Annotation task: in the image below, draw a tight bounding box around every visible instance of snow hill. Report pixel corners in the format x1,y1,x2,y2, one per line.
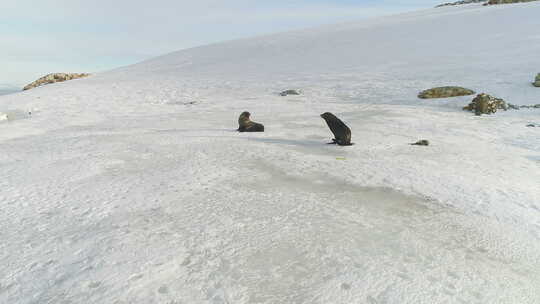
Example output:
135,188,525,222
1,3,540,304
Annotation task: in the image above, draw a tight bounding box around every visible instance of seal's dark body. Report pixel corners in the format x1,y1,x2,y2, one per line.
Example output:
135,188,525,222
320,112,352,146
238,112,264,132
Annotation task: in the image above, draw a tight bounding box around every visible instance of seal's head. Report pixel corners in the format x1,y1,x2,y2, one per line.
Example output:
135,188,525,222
240,111,251,119
320,112,335,121
239,111,251,124
238,111,253,130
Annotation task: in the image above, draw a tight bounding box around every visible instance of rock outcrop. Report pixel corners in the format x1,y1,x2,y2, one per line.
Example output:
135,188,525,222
520,104,540,109
23,73,90,91
436,0,486,7
437,0,538,7
463,93,507,115
533,73,540,87
418,86,475,99
484,0,539,5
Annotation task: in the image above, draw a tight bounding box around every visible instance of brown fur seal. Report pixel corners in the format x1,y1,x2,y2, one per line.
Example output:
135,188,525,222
320,112,353,146
237,111,264,132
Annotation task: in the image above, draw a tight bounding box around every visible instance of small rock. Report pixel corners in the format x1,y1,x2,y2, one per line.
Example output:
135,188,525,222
527,124,537,127
181,257,191,266
533,73,540,87
410,140,430,146
418,86,475,99
341,283,352,290
158,285,169,294
280,89,301,96
463,93,507,115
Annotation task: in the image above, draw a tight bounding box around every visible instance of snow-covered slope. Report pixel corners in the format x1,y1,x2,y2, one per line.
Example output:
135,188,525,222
1,3,540,304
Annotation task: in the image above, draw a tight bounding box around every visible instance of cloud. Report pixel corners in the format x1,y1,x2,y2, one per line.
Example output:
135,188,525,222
0,0,440,85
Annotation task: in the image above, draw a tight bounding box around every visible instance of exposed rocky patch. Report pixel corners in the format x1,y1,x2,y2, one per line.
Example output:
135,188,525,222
437,0,539,7
463,93,507,115
484,0,539,5
23,73,90,91
436,0,487,7
506,103,540,110
519,104,540,109
418,86,475,99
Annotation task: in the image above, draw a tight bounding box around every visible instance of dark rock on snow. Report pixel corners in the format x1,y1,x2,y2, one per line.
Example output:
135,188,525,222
418,86,475,99
520,104,540,109
533,73,540,87
463,93,507,115
484,0,540,5
436,0,486,8
410,140,430,146
280,89,301,96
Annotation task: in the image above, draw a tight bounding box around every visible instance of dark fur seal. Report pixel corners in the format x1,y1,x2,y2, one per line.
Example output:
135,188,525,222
237,111,264,132
320,112,353,146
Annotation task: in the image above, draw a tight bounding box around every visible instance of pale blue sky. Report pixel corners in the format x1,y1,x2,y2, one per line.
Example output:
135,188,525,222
1,0,441,87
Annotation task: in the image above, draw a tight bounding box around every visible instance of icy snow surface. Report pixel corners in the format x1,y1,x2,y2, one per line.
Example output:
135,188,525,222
1,2,540,304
